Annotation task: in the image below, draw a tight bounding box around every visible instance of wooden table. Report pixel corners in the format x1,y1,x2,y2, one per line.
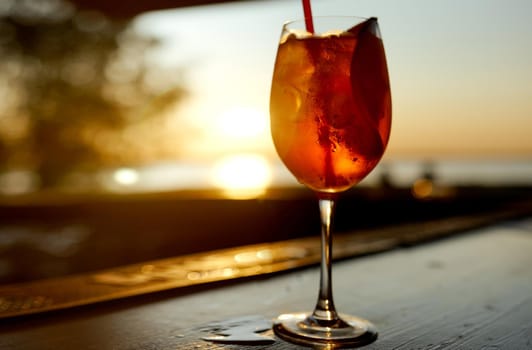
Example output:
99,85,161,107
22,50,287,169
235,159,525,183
1,216,532,349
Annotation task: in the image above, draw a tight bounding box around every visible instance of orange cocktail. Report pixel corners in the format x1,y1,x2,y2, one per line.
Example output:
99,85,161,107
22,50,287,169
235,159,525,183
270,18,391,193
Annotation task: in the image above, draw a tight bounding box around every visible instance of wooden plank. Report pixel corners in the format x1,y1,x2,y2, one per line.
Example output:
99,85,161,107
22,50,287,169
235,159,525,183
0,208,524,319
0,218,531,349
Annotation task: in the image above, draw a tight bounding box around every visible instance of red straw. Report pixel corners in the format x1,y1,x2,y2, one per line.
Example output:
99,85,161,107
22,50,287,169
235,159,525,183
302,0,315,33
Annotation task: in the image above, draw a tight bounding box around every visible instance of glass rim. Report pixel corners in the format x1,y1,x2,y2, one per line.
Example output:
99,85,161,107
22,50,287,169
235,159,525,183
282,15,370,27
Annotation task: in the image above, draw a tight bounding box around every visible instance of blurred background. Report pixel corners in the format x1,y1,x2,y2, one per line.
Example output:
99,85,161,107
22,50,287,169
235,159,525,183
0,0,531,284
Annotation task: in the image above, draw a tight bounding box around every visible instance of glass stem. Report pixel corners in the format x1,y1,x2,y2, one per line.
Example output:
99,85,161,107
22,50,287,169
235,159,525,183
312,197,340,325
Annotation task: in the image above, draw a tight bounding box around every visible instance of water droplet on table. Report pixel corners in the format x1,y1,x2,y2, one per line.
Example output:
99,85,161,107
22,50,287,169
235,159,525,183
201,315,275,345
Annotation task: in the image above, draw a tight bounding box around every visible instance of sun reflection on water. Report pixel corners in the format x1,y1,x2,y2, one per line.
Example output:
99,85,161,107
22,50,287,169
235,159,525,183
113,168,140,186
211,154,273,199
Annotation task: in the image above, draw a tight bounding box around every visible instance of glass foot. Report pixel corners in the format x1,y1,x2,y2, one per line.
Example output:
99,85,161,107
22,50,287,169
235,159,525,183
273,312,377,348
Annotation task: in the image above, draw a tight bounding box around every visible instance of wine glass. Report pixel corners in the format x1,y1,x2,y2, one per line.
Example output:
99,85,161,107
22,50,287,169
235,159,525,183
269,16,391,347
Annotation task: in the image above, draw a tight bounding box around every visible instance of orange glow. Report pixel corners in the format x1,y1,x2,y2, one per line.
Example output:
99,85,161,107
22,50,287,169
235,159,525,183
211,154,273,199
113,168,139,186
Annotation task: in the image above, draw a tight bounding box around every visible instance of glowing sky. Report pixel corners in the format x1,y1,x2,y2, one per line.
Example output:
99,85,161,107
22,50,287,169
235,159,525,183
134,0,532,160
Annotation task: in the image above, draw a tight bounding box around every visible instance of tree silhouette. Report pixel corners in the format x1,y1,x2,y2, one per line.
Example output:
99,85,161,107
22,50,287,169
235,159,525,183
0,0,187,190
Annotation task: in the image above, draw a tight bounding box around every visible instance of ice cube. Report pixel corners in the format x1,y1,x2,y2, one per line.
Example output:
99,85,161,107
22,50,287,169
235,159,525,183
321,29,344,37
281,28,312,43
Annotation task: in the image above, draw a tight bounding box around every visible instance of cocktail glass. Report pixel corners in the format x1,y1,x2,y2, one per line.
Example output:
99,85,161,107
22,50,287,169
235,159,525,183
269,16,391,348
